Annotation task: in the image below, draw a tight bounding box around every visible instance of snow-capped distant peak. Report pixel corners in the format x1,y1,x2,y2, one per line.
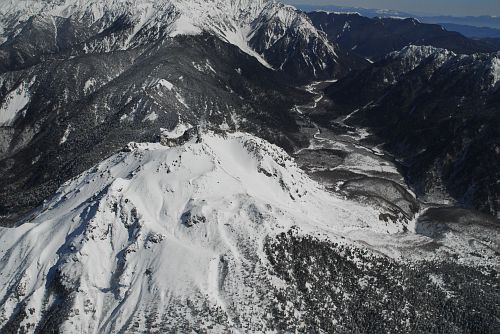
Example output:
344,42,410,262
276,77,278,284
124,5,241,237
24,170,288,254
315,10,362,16
389,45,454,61
490,53,500,88
388,45,455,72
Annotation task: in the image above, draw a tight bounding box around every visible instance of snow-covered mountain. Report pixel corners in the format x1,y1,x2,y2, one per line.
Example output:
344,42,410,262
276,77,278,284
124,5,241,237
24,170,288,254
1,129,497,333
0,2,499,332
386,45,455,74
0,0,358,224
0,130,383,332
0,0,344,80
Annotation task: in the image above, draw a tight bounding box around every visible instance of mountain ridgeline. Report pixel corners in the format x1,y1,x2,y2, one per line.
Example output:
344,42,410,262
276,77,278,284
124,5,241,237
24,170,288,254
306,11,499,61
0,1,498,222
0,1,499,333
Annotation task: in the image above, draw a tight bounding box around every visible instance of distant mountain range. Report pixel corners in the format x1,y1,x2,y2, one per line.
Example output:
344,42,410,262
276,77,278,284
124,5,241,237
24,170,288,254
439,23,500,39
297,4,500,38
307,11,499,61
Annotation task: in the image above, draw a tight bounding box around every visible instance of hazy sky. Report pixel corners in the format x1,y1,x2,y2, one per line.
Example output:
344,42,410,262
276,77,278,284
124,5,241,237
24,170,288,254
283,0,500,17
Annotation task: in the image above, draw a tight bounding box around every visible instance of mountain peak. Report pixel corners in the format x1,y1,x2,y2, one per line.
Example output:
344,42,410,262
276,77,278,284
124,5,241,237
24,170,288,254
0,130,395,332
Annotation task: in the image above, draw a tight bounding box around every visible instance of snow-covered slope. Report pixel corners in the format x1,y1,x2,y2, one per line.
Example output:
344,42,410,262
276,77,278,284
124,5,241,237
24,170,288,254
0,79,32,126
0,130,498,332
0,131,400,332
490,52,500,88
0,0,338,74
387,45,455,74
387,46,500,89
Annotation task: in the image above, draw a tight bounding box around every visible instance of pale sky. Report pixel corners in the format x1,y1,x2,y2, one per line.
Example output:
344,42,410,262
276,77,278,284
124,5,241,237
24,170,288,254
283,0,500,17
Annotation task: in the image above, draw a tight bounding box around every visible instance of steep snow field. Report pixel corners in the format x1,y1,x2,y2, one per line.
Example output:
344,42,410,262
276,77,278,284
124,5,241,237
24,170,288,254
491,53,500,88
0,80,31,126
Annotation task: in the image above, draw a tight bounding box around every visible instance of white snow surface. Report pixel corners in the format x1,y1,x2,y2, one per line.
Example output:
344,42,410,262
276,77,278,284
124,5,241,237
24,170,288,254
156,79,174,90
490,54,500,88
0,81,31,126
60,125,72,144
160,121,191,138
0,131,416,332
